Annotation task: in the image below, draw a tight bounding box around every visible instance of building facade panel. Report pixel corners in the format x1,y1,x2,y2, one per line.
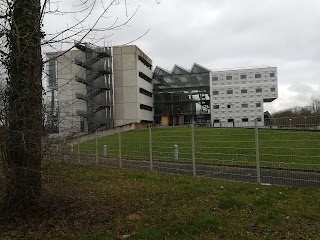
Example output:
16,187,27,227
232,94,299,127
113,45,153,127
210,67,278,127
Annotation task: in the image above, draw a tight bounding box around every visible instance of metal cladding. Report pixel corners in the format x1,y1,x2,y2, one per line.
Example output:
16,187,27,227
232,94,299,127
74,42,113,132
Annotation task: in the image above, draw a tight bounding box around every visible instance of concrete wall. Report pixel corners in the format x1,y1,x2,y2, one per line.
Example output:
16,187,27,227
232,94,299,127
71,122,151,144
210,67,278,126
113,45,153,127
55,50,87,133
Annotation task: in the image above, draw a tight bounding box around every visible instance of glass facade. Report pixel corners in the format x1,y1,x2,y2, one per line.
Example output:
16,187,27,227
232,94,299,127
153,64,211,125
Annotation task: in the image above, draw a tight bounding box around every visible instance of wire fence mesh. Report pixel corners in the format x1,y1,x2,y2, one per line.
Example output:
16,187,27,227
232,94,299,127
47,115,320,188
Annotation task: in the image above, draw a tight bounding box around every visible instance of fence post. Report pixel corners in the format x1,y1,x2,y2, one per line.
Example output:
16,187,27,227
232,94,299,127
149,126,153,171
174,144,178,161
255,119,261,184
95,132,99,165
63,138,66,162
103,145,107,158
119,131,122,168
77,135,80,164
191,123,196,176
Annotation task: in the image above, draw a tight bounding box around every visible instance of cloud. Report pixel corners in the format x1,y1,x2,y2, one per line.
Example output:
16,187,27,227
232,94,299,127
43,0,320,113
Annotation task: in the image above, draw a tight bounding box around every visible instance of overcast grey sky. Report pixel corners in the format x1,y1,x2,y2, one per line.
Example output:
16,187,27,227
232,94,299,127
44,0,320,113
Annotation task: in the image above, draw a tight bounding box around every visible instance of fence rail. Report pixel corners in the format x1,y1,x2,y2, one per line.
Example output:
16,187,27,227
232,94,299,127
46,117,320,188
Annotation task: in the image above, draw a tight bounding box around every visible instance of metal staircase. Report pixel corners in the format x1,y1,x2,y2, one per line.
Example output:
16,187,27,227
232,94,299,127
74,42,114,132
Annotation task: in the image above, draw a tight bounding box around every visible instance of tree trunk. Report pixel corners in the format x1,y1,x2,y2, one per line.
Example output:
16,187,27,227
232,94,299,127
5,0,43,208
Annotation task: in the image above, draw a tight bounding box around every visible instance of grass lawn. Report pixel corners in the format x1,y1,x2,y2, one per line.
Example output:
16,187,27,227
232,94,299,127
76,127,320,170
1,161,320,239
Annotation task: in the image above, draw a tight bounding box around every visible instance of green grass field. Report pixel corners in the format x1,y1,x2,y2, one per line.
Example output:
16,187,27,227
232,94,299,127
1,162,320,239
76,127,320,170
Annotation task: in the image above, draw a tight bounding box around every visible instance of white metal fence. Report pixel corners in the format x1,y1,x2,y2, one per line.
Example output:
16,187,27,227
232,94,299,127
47,116,320,188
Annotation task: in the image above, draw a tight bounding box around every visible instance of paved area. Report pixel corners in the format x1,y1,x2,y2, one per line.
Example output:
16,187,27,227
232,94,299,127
66,155,320,188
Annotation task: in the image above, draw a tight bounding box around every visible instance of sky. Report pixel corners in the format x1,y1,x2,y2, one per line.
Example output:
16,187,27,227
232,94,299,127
43,0,320,113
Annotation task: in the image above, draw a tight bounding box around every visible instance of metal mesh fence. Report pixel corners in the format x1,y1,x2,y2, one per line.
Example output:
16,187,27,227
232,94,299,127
47,115,320,188
259,115,320,188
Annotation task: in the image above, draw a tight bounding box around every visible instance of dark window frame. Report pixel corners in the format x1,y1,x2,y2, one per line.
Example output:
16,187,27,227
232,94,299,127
138,55,152,69
139,88,153,97
241,103,248,108
240,74,247,79
80,121,85,132
241,89,247,93
139,72,152,83
140,104,153,111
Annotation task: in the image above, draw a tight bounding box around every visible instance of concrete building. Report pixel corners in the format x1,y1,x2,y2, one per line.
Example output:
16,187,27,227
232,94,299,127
210,67,278,127
113,45,153,127
46,44,153,134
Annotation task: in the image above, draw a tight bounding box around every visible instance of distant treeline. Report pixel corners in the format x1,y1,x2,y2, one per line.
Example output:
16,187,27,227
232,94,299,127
273,96,320,118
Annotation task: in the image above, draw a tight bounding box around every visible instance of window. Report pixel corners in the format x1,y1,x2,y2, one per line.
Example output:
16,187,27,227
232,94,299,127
212,91,219,95
228,119,234,122
270,87,276,92
227,90,233,94
80,121,85,132
270,73,275,77
256,103,261,107
213,105,219,109
139,88,152,97
255,73,261,78
256,88,262,93
140,104,153,111
212,76,218,81
214,119,220,123
227,104,231,109
240,74,247,79
139,72,152,83
241,89,247,93
226,76,232,80
257,118,262,122
241,104,248,108
242,118,248,122
138,55,152,69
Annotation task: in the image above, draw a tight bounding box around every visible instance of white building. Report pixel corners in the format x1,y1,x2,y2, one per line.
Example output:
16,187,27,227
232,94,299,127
210,67,278,127
46,44,153,134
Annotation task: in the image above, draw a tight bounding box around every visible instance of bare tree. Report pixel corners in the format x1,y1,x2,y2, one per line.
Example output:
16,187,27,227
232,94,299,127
272,96,320,118
0,0,156,210
0,0,44,208
0,77,6,126
307,96,320,115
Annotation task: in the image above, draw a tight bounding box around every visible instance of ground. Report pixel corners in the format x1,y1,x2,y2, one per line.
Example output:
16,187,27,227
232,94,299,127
1,161,320,239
